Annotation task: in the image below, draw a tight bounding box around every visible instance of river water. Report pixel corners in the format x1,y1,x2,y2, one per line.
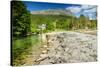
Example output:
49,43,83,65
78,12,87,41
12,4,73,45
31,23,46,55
12,34,41,65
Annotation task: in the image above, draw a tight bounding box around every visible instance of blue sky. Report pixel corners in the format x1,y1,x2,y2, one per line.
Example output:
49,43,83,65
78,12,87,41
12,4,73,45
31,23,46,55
24,1,97,20
24,1,81,11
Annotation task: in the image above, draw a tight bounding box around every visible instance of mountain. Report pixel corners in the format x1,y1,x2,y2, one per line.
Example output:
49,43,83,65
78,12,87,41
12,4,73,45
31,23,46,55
31,9,72,15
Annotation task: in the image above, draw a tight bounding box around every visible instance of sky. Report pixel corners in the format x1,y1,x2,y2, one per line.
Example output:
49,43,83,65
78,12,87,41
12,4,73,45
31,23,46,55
24,1,97,20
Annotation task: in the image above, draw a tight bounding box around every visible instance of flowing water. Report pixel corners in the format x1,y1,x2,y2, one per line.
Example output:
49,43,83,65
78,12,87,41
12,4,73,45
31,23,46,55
12,34,42,65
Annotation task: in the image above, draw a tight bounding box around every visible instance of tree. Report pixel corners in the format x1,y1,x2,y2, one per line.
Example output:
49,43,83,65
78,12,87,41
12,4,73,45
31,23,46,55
11,1,31,37
79,14,86,29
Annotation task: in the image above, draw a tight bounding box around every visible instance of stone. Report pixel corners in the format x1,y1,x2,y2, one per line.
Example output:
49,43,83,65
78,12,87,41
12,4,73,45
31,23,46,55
42,50,47,54
39,31,97,64
43,45,47,48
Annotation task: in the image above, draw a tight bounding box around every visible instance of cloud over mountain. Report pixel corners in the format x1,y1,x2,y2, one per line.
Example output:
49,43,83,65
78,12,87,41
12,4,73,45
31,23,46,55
66,5,97,19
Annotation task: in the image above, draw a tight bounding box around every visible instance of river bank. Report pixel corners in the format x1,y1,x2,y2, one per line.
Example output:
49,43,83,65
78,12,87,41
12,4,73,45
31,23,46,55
35,31,97,64
12,30,97,65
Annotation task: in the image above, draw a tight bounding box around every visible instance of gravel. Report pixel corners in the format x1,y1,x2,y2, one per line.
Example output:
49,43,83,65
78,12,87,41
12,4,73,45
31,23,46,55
38,31,97,64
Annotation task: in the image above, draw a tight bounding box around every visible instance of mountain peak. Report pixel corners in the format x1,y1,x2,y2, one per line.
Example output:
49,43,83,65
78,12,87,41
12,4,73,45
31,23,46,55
31,9,72,15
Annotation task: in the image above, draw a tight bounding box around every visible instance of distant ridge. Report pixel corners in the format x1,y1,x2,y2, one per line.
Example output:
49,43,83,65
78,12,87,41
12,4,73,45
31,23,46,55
31,9,72,15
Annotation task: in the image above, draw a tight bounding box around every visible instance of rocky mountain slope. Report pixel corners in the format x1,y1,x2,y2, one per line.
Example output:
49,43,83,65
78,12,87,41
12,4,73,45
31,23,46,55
31,9,72,15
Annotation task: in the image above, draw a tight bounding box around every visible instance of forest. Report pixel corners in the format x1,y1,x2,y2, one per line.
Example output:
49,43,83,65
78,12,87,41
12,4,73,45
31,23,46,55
31,14,97,33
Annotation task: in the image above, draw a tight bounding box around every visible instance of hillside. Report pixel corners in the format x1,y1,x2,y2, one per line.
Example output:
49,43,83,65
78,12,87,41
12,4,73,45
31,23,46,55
31,9,72,15
30,14,97,33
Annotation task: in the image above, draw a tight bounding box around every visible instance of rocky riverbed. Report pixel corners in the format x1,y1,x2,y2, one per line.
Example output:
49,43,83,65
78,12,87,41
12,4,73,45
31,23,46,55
36,31,97,64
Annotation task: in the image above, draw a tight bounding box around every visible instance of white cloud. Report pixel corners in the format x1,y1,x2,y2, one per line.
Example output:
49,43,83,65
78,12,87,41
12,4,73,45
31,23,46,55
66,6,81,14
81,5,97,10
82,5,97,19
66,5,97,19
83,6,97,13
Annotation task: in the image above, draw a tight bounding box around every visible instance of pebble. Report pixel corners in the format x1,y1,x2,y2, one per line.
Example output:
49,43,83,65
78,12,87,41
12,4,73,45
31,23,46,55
39,32,97,64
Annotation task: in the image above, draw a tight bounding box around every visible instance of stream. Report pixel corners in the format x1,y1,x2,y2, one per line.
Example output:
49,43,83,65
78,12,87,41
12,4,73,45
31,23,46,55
12,34,42,65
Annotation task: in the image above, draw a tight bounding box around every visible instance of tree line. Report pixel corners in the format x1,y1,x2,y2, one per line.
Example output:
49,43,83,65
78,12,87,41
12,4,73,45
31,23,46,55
31,14,97,33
